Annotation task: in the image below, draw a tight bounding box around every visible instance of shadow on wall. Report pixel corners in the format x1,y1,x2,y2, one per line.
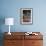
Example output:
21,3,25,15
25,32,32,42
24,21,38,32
0,16,5,46
0,16,5,32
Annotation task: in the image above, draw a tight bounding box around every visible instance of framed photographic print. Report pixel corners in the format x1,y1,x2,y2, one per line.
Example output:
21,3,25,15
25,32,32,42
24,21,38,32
20,8,33,24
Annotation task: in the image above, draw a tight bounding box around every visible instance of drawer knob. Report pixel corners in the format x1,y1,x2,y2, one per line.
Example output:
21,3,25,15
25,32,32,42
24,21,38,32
32,42,35,44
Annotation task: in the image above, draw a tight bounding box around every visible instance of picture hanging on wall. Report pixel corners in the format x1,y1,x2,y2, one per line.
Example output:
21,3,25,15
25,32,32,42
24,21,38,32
20,8,33,24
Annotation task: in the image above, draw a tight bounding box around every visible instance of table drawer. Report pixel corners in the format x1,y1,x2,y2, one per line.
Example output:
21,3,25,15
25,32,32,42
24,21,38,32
4,40,24,46
4,40,16,46
4,35,24,40
24,40,43,46
25,35,43,40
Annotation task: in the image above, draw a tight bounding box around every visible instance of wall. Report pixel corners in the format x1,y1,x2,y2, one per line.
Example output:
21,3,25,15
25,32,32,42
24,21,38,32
0,0,46,32
0,0,46,46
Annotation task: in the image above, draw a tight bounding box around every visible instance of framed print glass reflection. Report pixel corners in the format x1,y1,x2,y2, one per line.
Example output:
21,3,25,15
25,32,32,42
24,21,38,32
20,8,33,24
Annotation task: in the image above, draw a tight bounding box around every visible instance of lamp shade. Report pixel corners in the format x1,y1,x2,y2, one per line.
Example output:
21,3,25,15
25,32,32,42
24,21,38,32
5,18,14,25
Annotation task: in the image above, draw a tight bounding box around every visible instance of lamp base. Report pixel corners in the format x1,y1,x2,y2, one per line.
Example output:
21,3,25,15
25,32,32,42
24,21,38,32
8,32,11,35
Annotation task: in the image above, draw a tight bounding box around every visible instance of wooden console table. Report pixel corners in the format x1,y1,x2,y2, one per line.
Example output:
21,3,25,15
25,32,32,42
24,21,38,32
4,32,43,46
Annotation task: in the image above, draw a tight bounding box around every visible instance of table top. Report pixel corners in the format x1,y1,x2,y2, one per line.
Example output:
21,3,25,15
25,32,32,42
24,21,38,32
4,32,43,40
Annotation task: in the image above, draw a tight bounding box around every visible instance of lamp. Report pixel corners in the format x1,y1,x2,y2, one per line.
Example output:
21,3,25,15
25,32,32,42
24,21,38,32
5,18,14,35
